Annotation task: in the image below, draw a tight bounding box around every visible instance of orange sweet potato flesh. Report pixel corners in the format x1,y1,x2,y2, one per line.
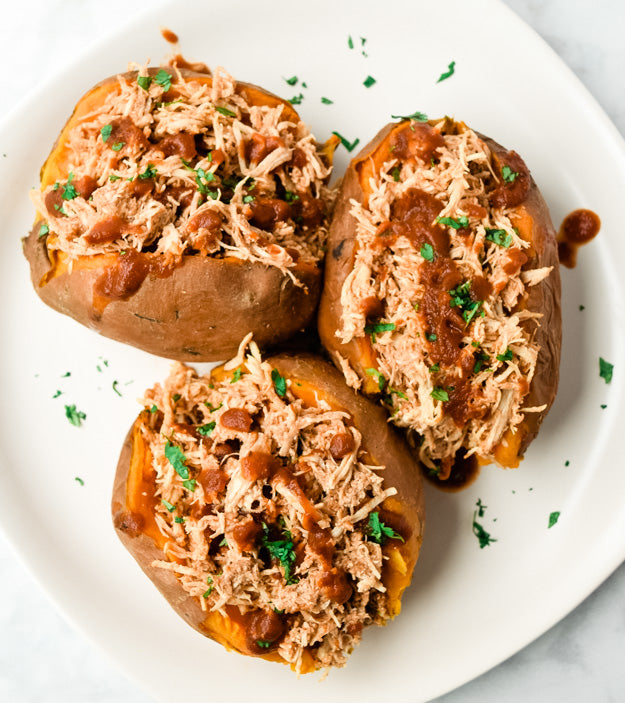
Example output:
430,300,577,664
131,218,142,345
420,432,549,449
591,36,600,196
23,68,330,361
111,354,425,672
318,120,561,468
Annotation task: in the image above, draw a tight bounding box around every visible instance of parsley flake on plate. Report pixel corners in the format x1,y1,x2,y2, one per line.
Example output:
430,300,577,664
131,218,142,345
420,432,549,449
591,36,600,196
65,404,86,427
332,131,360,152
599,357,613,384
437,60,456,83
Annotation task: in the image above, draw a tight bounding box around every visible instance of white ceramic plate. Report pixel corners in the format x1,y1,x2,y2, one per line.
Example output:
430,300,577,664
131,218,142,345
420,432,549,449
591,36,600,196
1,0,623,701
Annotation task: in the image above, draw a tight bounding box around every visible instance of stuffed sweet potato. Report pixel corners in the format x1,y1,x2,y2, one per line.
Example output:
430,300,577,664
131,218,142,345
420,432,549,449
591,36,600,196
112,336,424,672
318,117,561,481
24,62,337,361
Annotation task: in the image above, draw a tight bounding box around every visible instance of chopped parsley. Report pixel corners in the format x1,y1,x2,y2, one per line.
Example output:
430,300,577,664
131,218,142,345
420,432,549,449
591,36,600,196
367,512,404,544
289,93,304,105
485,228,512,247
565,460,570,467
496,348,513,363
579,305,585,311
502,165,518,183
61,372,71,378
427,333,437,341
161,499,175,512
284,190,300,203
475,498,486,518
112,380,122,396
149,404,158,413
174,516,185,524
52,390,62,398
197,422,216,436
154,69,172,92
256,640,271,648
548,511,561,528
321,96,334,105
284,75,298,86
260,522,297,584
390,110,428,122
215,105,236,117
230,367,243,383
420,243,435,261
473,512,496,548
137,75,152,91
100,124,112,142
599,357,613,384
62,172,78,200
243,194,255,203
436,60,456,83
204,401,223,413
430,387,449,402
111,142,125,152
108,174,121,182
391,166,401,182
74,477,84,486
365,367,386,392
364,321,395,343
473,351,490,373
38,223,49,238
271,369,287,398
348,35,354,49
65,404,86,427
182,479,196,492
172,393,181,402
429,363,440,374
164,440,189,480
363,75,376,88
436,215,469,229
601,404,607,409
138,163,157,180
449,281,483,324
203,576,214,598
332,131,360,152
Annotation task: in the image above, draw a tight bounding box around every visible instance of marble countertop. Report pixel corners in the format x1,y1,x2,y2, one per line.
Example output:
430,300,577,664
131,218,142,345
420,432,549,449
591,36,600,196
1,1,624,701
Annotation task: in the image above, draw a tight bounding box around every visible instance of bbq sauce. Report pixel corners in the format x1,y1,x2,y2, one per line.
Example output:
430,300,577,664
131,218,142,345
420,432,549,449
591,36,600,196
557,209,601,268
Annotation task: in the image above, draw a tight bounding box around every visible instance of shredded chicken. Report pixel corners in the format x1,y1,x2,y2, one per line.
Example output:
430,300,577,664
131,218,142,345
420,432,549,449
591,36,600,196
31,62,333,283
338,120,553,472
138,339,400,671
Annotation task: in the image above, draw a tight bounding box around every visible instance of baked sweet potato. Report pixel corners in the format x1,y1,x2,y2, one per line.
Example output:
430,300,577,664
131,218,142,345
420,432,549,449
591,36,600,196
318,117,561,481
112,337,424,672
24,64,337,361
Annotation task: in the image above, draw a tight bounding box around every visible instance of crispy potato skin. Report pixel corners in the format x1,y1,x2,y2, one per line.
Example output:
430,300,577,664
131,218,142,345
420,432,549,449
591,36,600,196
111,354,425,670
23,69,323,362
318,121,561,467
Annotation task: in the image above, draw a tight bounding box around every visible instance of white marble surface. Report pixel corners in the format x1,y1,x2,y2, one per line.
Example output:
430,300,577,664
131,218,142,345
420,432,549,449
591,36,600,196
1,1,625,701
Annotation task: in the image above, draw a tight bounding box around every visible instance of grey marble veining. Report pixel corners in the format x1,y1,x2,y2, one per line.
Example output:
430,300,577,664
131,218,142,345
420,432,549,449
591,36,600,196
1,1,625,701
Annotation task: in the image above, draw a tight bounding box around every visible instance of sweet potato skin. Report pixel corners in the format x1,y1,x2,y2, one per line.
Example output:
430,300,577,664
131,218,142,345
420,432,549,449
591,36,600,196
318,121,562,466
111,354,425,670
23,68,323,362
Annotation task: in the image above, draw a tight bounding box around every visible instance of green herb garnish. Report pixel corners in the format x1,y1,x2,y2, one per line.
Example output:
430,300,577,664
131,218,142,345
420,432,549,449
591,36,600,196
348,35,354,49
215,105,236,117
109,174,121,182
112,380,122,396
429,363,440,373
449,281,483,324
149,405,158,413
427,333,437,341
363,75,376,88
367,512,404,544
161,499,175,512
100,124,112,142
65,404,86,427
164,440,189,480
420,243,434,261
430,387,449,402
138,163,157,180
174,516,185,524
111,142,124,152
62,172,77,200
391,166,400,182
599,357,613,384
437,60,456,83
473,511,496,548
485,228,512,247
260,522,297,584
321,97,333,105
230,368,242,383
197,422,216,437
364,321,395,343
502,165,518,183
365,367,386,392
204,401,223,413
390,110,428,122
154,69,172,92
332,131,360,152
284,190,300,204
288,93,304,105
284,75,298,86
496,348,513,363
137,75,152,91
182,479,196,492
256,640,271,648
271,369,287,398
74,477,84,486
473,352,489,373
437,215,469,229
38,223,49,238
548,511,560,528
